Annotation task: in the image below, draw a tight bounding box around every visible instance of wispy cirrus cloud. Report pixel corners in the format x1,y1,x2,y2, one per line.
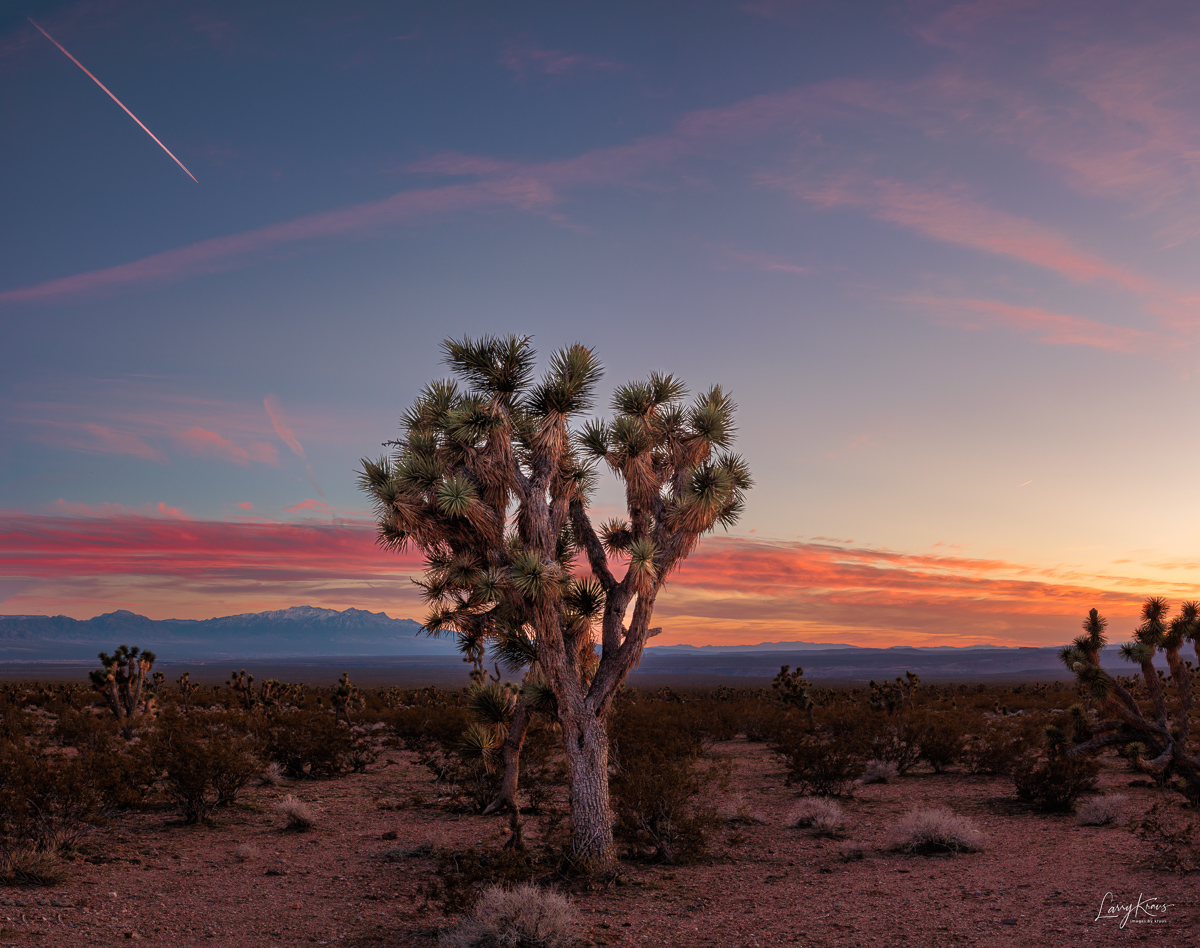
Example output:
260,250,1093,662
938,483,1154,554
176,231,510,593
499,42,622,78
770,172,1152,291
0,178,557,304
7,1,1200,364
9,380,333,468
174,426,278,466
909,296,1158,354
264,394,325,497
33,421,167,462
711,245,812,275
1,512,1187,644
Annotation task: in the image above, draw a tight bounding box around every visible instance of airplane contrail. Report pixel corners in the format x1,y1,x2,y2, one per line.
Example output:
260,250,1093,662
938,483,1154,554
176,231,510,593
28,18,198,183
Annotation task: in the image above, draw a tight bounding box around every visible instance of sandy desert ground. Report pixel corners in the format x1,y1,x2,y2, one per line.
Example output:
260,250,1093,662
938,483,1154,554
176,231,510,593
1,731,1195,948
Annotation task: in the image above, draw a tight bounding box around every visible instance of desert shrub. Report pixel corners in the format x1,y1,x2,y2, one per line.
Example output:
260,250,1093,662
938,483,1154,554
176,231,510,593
862,711,922,775
789,797,846,837
889,808,984,854
1076,794,1128,826
54,707,119,752
961,714,1044,775
148,713,264,823
439,883,575,948
0,739,100,853
210,732,267,806
773,730,863,797
423,846,556,916
276,794,315,831
914,713,966,773
1012,755,1099,812
1133,802,1198,874
608,699,723,864
740,701,789,743
859,760,898,785
76,736,156,811
267,711,361,779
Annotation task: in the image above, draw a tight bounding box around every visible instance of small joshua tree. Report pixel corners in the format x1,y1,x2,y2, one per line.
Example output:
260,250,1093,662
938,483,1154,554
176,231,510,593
772,665,815,727
1060,600,1200,801
359,335,750,871
89,645,156,736
331,672,364,723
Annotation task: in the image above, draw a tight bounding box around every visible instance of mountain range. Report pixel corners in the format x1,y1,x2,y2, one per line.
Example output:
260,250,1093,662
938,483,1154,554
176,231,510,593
0,606,1163,681
0,606,454,660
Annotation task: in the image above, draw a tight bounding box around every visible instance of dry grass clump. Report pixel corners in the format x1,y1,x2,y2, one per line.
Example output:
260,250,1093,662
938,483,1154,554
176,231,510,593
232,842,260,862
721,794,767,826
859,759,899,785
789,797,847,836
0,846,67,887
275,794,316,831
1076,794,1128,826
889,807,984,854
438,883,575,948
258,762,285,786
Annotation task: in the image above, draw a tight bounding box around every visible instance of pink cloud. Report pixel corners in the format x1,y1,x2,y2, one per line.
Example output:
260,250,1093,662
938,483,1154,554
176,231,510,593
286,498,332,514
236,502,253,510
31,422,166,462
263,395,306,459
911,295,1157,353
773,172,1152,292
0,514,1188,645
174,427,279,466
50,499,190,520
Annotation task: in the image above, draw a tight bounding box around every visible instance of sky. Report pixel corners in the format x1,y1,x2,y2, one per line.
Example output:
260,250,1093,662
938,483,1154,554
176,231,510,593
3,0,1200,648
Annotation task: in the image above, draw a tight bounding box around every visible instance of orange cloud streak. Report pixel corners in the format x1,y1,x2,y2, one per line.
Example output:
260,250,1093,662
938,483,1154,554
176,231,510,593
2,514,1188,645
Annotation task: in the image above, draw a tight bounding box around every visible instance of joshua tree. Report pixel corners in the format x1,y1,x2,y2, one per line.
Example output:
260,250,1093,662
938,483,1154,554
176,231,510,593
359,335,750,871
176,672,198,712
1060,599,1200,800
331,672,363,723
89,644,156,735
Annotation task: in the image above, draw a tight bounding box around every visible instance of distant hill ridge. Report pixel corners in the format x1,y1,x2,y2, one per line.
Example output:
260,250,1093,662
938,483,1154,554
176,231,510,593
0,606,451,660
0,606,1165,680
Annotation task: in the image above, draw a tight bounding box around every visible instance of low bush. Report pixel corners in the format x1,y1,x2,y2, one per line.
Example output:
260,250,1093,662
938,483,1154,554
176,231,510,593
1012,755,1099,812
889,808,984,854
859,760,898,785
439,883,575,948
423,846,556,916
914,713,966,773
773,730,863,797
267,711,365,779
276,794,315,831
1076,794,1128,827
609,699,722,864
789,797,846,837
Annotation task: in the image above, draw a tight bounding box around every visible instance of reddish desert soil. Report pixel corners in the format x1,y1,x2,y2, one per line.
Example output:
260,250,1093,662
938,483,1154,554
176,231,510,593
1,738,1195,948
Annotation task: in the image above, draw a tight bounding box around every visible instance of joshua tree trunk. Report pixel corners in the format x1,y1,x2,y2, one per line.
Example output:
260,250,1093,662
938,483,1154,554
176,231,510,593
485,701,531,816
560,708,616,873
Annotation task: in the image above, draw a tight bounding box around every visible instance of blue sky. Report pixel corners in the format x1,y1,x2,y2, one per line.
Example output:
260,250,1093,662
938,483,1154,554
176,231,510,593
4,0,1200,645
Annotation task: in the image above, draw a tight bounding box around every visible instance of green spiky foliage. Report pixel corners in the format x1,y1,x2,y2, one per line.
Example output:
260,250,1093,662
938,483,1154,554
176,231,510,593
89,645,157,733
359,335,751,870
1059,599,1200,799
